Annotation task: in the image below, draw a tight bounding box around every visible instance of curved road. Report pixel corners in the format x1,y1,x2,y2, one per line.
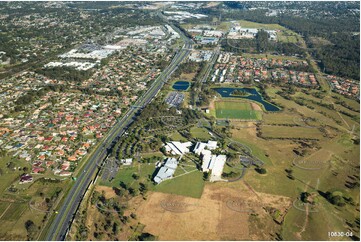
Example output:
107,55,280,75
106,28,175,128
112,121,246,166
45,22,192,241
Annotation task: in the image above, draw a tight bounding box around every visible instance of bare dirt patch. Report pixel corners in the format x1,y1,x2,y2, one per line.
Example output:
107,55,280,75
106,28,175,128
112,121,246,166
180,72,196,81
251,102,262,111
208,98,216,110
95,185,117,199
136,181,291,240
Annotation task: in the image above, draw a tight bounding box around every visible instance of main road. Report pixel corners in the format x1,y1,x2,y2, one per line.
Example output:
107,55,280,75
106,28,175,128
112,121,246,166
45,23,192,241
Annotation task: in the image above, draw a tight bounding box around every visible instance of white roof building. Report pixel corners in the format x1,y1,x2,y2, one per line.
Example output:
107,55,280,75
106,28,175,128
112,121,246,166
121,158,133,166
165,141,192,156
193,142,207,155
203,30,224,38
154,158,178,184
193,140,218,155
201,153,227,180
211,155,227,177
202,153,216,172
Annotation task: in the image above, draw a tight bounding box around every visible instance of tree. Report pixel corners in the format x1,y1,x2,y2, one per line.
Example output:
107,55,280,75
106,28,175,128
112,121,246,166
255,167,267,174
256,29,270,52
203,172,209,181
326,191,346,207
7,162,15,170
132,173,140,180
119,181,127,190
160,146,167,154
137,233,156,241
300,192,311,203
0,149,6,157
25,220,37,240
139,182,148,195
128,187,136,196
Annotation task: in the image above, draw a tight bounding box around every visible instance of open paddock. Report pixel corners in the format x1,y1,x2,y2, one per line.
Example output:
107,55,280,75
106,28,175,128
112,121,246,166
137,181,291,240
263,112,300,125
261,125,324,139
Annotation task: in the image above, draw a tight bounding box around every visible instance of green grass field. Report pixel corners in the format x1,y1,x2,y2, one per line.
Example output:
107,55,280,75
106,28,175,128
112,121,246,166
214,101,262,120
190,127,211,140
0,156,30,194
1,202,28,221
154,171,204,198
100,163,156,191
0,202,10,215
261,125,324,139
238,20,286,30
263,112,298,125
169,131,188,142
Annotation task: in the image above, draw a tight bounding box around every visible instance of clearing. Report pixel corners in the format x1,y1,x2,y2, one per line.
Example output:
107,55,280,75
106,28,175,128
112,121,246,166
137,181,292,240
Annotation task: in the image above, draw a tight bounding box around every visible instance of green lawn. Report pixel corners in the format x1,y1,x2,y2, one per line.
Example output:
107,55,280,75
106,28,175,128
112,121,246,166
100,163,156,189
100,165,139,187
169,131,188,142
278,30,301,43
0,156,30,194
1,203,28,221
261,125,324,139
0,202,10,215
190,127,211,140
263,112,299,125
154,171,205,198
214,101,262,120
238,20,286,30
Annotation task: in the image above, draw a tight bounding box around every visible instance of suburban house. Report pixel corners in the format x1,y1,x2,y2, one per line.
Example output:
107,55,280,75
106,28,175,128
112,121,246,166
19,174,33,184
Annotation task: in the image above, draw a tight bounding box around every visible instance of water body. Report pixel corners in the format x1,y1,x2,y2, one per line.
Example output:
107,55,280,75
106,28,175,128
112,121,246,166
173,81,190,91
213,87,281,112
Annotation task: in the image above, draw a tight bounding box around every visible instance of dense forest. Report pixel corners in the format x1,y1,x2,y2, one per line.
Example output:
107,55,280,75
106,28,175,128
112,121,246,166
36,67,93,83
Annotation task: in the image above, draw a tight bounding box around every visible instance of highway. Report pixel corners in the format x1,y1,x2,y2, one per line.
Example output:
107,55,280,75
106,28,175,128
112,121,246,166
45,22,192,241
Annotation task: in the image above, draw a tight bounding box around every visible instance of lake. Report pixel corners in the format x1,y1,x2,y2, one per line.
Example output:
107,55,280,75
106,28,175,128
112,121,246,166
173,81,190,91
213,87,281,112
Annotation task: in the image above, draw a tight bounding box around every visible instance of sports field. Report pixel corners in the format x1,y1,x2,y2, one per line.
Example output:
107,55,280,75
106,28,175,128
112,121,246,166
214,101,262,120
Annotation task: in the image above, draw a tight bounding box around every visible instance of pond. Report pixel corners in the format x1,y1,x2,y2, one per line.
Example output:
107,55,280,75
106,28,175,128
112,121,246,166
172,81,190,91
213,87,281,112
